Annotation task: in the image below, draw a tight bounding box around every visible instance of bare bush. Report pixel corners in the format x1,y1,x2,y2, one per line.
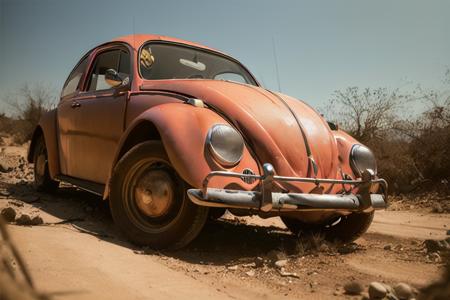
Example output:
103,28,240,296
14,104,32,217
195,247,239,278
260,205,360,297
323,87,415,192
325,87,408,143
324,74,450,194
1,83,56,144
394,87,450,192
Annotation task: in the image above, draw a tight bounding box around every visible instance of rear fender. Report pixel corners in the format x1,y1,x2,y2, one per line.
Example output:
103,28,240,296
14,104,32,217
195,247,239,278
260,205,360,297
105,103,260,199
27,109,60,179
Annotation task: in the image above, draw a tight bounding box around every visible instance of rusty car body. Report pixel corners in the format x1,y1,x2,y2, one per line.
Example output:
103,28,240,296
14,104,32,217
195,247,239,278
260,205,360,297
28,34,387,248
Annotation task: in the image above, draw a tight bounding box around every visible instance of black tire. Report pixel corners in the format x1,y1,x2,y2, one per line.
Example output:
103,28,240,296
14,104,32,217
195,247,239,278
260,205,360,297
109,141,209,249
208,208,226,220
281,211,374,243
33,136,59,192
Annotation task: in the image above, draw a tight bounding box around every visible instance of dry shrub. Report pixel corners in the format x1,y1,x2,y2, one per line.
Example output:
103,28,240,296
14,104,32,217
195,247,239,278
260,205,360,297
324,87,414,193
0,113,13,136
390,85,450,193
370,137,418,193
1,83,55,145
326,87,407,142
324,76,450,195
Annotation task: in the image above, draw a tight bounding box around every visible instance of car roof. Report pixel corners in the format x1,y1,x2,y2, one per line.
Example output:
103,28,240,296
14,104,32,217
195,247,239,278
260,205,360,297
112,34,227,56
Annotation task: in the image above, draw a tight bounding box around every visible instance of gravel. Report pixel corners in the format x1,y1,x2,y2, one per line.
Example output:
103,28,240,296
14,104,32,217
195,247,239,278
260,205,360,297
0,190,11,197
278,269,299,278
254,257,264,268
432,203,444,213
337,243,360,254
0,161,13,173
267,250,287,263
424,239,450,252
428,252,442,263
227,265,238,271
274,259,288,269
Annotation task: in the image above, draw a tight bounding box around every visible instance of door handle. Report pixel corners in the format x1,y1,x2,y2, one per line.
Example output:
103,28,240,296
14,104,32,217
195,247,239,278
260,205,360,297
71,101,81,109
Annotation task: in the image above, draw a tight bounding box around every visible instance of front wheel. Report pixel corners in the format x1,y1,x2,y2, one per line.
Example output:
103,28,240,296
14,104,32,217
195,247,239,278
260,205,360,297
109,141,209,249
281,211,375,243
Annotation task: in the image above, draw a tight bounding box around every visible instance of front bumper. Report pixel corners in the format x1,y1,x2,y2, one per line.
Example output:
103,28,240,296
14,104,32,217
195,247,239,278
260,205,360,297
187,163,388,213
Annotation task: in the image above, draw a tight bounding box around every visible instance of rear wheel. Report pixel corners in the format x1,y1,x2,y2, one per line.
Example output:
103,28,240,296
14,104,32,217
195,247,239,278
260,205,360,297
281,211,374,243
33,136,59,192
109,141,209,249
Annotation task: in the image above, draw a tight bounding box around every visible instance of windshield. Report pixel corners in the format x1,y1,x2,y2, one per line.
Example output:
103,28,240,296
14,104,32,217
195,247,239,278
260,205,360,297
139,43,257,85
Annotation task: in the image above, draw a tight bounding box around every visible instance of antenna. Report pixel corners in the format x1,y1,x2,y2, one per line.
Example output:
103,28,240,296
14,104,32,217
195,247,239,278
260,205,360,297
132,16,136,47
272,36,281,92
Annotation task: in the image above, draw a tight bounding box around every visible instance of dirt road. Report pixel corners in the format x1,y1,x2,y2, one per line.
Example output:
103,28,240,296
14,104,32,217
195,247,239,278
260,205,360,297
1,146,449,299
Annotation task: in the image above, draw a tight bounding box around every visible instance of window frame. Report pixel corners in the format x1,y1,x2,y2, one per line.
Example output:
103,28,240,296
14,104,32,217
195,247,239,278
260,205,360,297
60,51,92,101
81,43,133,94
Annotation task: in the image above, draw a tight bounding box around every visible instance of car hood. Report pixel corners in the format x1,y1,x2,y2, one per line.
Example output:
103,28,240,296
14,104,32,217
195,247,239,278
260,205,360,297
140,80,339,180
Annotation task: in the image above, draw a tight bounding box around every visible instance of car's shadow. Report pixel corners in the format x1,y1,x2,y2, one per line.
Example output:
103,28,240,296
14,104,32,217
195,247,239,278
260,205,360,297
170,219,300,266
3,180,300,266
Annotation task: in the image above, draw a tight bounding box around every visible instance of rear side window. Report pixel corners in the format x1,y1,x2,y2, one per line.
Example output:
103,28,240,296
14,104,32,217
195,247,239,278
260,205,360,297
88,49,130,91
61,56,89,98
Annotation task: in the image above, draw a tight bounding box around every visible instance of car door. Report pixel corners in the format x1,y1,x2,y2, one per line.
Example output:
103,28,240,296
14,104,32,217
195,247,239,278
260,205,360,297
65,46,131,184
57,54,91,176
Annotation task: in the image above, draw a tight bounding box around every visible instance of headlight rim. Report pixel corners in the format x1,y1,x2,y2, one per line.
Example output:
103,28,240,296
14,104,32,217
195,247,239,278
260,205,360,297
206,124,244,167
349,144,377,177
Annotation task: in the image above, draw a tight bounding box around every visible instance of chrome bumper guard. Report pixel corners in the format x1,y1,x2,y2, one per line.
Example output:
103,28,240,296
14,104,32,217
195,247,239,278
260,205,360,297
187,163,388,212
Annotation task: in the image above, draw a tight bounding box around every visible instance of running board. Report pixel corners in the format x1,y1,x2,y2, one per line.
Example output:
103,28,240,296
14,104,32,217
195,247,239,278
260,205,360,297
57,175,105,196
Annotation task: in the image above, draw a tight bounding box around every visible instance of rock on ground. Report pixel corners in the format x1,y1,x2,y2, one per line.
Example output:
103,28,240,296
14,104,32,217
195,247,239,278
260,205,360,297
368,282,387,299
344,281,364,295
16,214,33,225
1,207,16,222
394,282,413,300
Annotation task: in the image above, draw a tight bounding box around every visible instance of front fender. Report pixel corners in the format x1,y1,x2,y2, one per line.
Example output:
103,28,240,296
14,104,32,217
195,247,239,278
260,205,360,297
108,103,260,198
27,109,60,179
333,130,360,178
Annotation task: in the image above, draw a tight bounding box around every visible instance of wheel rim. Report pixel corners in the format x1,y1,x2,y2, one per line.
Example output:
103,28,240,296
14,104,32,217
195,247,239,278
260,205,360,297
123,159,183,233
134,169,174,218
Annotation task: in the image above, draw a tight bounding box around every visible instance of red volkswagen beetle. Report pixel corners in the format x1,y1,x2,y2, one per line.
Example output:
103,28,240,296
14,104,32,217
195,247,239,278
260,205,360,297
28,34,387,249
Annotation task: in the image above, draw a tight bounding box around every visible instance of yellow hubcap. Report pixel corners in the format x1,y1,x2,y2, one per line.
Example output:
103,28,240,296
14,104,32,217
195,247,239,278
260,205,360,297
134,170,174,217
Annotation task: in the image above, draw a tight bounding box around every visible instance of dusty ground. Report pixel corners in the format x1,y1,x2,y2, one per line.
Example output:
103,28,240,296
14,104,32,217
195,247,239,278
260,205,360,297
0,144,449,299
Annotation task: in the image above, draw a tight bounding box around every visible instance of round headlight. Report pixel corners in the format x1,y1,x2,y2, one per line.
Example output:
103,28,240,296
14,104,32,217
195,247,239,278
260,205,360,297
350,145,377,176
206,124,244,166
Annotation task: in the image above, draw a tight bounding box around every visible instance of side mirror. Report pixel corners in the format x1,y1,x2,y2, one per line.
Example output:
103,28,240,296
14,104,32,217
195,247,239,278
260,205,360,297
105,69,128,88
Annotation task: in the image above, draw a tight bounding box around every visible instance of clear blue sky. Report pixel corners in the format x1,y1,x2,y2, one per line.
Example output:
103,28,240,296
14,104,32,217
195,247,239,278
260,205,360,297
1,0,449,112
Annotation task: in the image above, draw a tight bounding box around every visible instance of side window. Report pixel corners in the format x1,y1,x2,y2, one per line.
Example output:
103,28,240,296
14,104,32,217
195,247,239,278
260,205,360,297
88,49,130,92
61,56,89,98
